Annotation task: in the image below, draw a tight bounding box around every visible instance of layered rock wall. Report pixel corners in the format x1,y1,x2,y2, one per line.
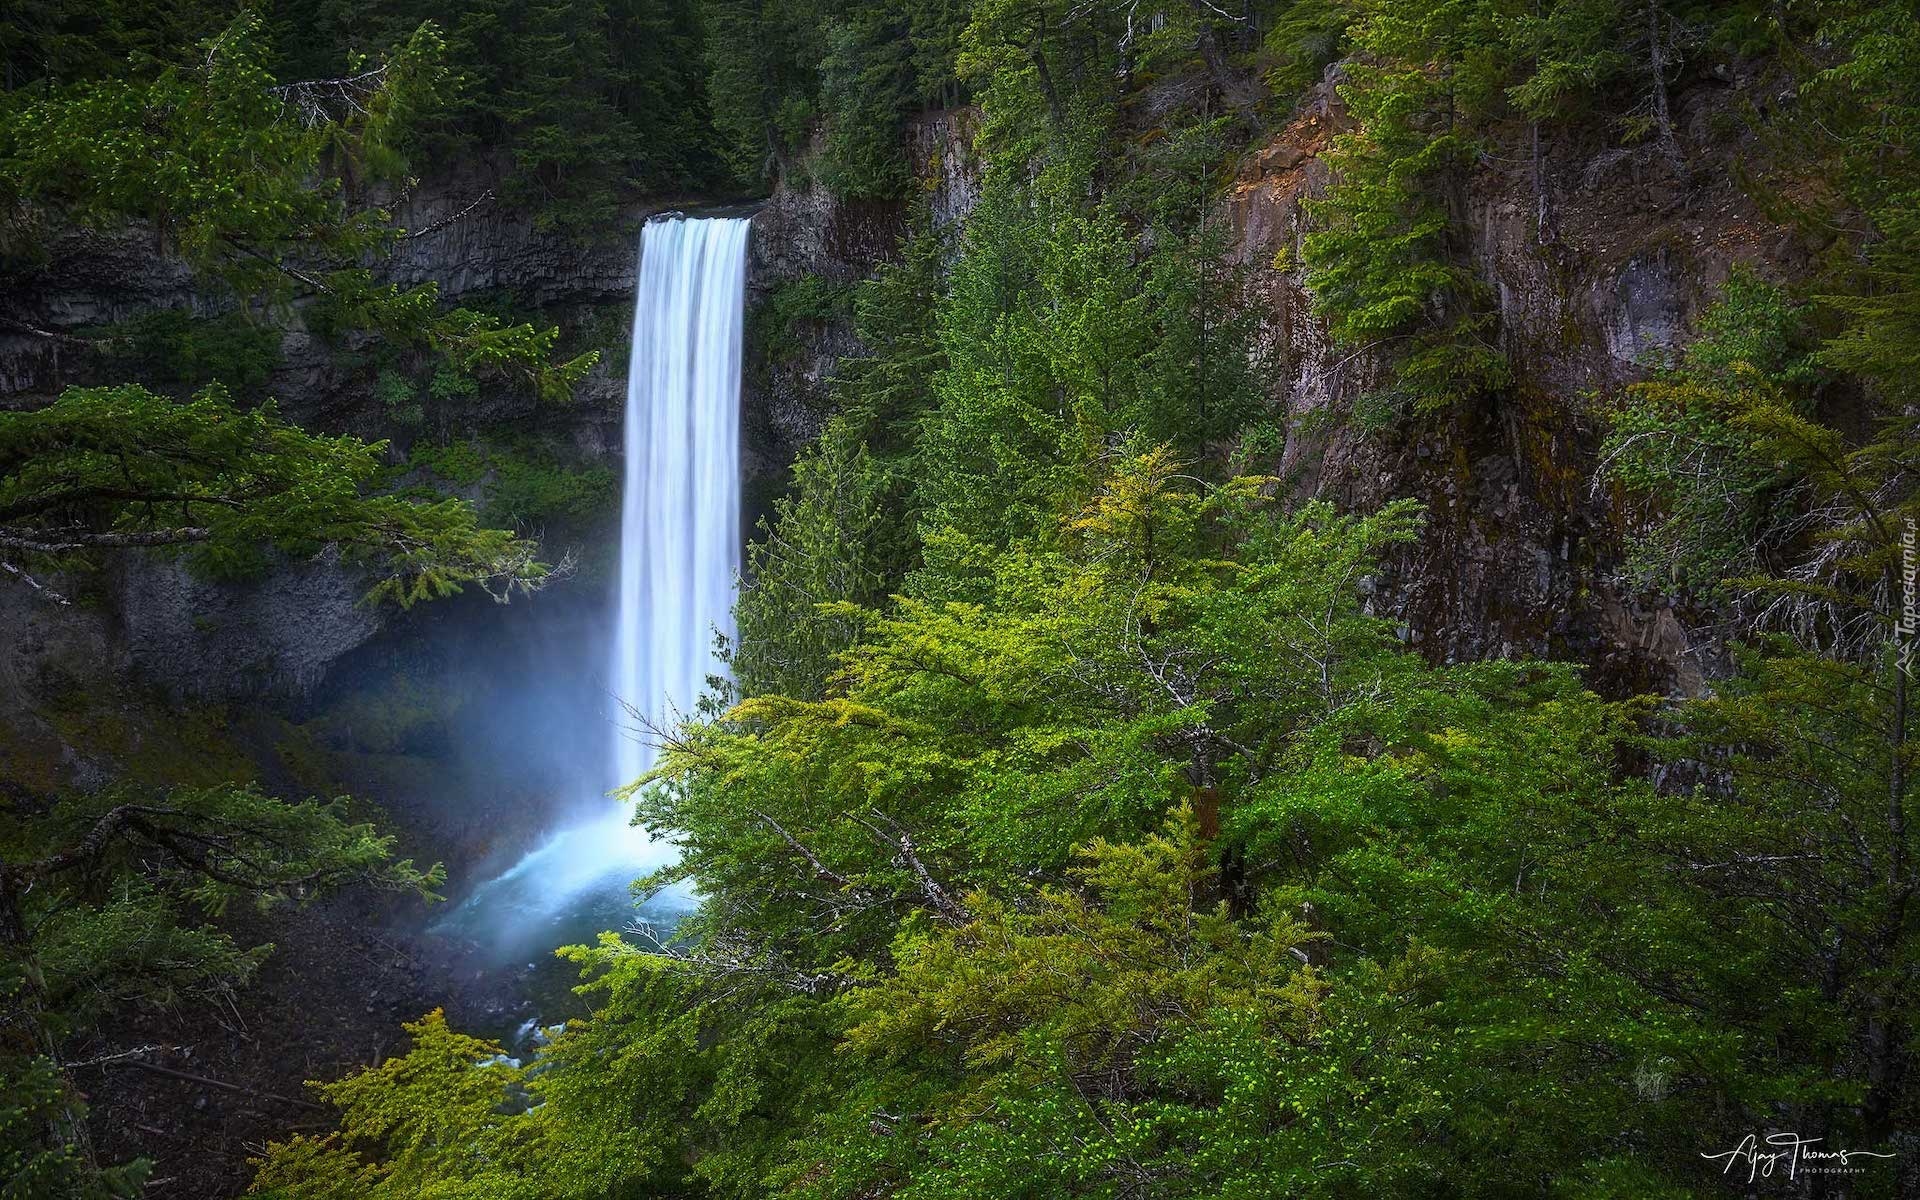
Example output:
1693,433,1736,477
1224,74,1793,694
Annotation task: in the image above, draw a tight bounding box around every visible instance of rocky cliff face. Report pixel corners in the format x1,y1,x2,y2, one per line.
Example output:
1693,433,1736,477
1224,71,1793,696
740,108,982,512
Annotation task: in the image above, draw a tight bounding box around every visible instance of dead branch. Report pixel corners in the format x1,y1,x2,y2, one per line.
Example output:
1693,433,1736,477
65,1043,172,1069
108,1058,326,1111
625,930,859,998
268,66,389,128
0,527,212,553
750,809,857,890
1,560,70,605
851,809,968,924
402,190,496,241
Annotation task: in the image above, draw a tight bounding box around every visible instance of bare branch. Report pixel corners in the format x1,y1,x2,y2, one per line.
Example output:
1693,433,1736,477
1,560,70,605
621,929,859,997
851,809,968,923
107,1058,326,1111
0,316,98,348
268,65,390,128
66,1044,172,1070
750,809,857,890
0,527,212,553
402,190,497,241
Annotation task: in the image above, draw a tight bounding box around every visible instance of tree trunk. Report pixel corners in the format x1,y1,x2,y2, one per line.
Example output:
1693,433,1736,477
1646,0,1684,176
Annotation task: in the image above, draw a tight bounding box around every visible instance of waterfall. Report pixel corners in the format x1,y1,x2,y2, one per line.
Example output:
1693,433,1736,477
612,215,750,791
438,214,749,947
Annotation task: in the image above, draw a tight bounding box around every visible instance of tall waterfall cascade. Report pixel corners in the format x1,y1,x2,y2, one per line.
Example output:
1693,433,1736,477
613,215,750,791
439,214,749,941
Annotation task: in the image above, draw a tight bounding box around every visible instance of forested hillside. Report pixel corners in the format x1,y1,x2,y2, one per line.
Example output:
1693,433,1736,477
5,1,1919,1197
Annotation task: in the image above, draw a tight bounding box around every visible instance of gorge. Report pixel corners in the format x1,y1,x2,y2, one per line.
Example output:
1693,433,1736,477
442,214,751,953
3,4,1918,1198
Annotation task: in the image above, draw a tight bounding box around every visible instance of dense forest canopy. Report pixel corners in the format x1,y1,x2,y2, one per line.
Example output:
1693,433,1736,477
4,0,1920,1197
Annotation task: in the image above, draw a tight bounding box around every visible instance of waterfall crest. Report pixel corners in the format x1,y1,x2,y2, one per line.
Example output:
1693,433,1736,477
438,215,749,945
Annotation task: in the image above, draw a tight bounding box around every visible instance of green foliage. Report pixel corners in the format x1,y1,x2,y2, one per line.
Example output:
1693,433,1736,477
731,426,898,699
1503,0,1739,132
658,455,1419,943
310,274,600,406
374,368,427,428
1798,5,1920,411
429,363,481,404
698,0,828,183
1301,0,1510,418
408,438,616,531
4,787,440,1022
0,16,617,1199
821,809,1325,1195
818,8,916,197
249,1011,537,1199
248,965,799,1198
1599,258,1920,647
700,0,968,192
1505,0,1638,119
264,0,728,232
0,1054,151,1200
491,0,715,231
406,440,489,487
732,216,946,700
259,438,1910,1191
1629,642,1920,1136
95,310,284,396
0,383,549,605
255,456,1438,1195
0,1,234,90
747,277,854,375
1261,0,1351,95
0,12,437,284
1598,270,1822,593
908,173,1266,569
1,11,597,400
2,785,440,1200
482,450,615,530
1293,0,1782,422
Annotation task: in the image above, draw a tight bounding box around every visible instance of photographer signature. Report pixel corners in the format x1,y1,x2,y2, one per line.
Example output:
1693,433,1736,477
1702,1133,1896,1183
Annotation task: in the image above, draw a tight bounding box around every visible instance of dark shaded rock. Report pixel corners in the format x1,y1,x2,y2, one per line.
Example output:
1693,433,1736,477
1223,76,1793,695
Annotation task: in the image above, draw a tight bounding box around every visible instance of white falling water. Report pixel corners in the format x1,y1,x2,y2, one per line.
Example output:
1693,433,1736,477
612,215,750,793
441,215,749,940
